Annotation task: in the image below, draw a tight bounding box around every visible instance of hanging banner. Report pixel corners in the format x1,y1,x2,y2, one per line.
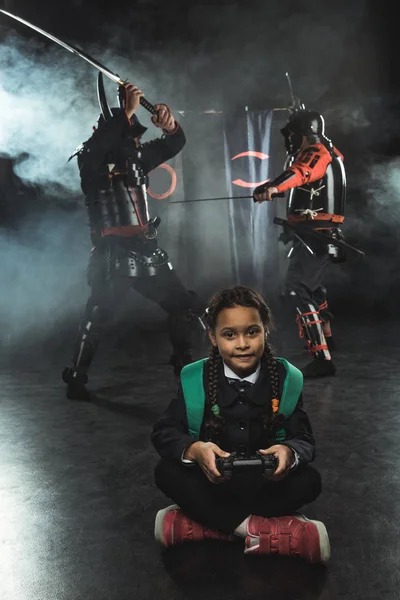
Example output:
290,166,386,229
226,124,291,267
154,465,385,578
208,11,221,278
223,109,274,289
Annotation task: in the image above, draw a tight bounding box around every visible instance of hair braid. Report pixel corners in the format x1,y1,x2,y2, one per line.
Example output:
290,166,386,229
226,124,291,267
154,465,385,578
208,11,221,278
262,342,286,431
204,345,224,440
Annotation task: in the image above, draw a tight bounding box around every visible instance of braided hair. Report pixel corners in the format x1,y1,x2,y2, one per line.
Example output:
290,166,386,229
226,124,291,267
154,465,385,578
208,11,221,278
203,286,285,441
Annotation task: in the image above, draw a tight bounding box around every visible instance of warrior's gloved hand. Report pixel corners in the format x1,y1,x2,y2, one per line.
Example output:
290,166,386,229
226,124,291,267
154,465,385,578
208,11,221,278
152,104,176,132
253,183,279,203
124,83,144,119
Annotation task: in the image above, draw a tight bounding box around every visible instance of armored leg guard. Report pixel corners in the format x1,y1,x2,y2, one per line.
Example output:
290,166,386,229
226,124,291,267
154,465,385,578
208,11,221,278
62,302,105,400
318,300,336,352
295,302,336,378
167,311,195,376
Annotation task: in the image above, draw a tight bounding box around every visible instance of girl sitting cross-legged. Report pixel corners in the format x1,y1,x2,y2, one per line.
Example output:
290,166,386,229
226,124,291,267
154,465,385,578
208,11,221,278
151,285,330,562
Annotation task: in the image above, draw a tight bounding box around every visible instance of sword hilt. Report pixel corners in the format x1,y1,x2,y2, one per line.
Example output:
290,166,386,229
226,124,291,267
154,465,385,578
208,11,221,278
252,192,284,203
118,84,157,116
140,97,157,115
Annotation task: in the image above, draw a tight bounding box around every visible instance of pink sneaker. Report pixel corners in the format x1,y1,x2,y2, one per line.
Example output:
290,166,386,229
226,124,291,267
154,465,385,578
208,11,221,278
154,505,234,547
244,514,330,563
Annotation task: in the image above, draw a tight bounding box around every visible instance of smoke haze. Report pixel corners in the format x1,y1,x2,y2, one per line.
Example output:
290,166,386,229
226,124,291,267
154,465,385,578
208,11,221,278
0,0,398,348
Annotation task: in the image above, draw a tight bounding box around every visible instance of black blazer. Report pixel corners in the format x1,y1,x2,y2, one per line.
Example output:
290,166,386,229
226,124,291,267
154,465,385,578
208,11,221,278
151,360,315,465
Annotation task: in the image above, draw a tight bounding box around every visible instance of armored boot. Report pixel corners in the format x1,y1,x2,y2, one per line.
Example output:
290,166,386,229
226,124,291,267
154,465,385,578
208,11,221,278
301,357,336,378
62,368,91,401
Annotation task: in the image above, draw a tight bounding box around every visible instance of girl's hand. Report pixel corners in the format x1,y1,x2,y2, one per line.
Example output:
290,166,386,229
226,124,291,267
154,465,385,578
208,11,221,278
259,444,294,480
184,441,230,484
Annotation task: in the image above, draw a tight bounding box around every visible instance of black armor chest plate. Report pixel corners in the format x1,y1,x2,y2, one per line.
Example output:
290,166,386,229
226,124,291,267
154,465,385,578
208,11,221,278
84,146,151,232
287,154,346,218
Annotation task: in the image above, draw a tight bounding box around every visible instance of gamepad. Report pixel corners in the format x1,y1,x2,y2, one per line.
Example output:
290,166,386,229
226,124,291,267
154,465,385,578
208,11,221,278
216,451,278,479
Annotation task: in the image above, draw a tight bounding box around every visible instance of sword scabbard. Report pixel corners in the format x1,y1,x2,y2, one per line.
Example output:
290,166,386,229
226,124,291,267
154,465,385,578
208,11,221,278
273,217,365,257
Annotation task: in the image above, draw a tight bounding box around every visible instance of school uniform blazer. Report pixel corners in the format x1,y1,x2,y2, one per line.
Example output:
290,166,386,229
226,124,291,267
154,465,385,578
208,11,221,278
151,360,315,465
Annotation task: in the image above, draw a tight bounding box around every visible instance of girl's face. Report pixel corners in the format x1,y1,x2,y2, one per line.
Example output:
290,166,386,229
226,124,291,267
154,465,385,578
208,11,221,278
209,305,266,377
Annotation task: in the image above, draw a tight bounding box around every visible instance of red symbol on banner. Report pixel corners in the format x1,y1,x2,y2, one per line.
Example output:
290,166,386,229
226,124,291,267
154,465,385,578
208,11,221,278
147,163,177,200
231,151,269,188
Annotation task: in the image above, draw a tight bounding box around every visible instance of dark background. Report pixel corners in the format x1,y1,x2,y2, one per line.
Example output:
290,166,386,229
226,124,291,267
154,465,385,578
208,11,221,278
0,0,399,352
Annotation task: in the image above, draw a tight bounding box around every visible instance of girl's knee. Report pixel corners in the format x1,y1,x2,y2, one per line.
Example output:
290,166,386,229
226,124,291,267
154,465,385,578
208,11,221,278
154,457,184,492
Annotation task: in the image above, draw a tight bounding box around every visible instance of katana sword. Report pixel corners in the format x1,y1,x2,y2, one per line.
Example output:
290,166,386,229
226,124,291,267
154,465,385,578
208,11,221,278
285,71,305,114
170,195,253,203
169,192,284,204
273,217,365,257
0,9,156,115
287,232,314,256
169,194,315,255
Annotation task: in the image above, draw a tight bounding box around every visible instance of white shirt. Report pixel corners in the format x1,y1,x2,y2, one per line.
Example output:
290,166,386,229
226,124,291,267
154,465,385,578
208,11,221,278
223,361,261,385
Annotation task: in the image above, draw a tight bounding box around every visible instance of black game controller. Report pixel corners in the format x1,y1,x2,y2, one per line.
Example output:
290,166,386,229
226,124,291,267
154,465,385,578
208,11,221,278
216,451,278,479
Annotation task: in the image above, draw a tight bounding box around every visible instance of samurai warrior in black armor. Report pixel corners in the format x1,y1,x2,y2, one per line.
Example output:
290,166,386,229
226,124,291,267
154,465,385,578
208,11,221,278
253,89,346,379
63,80,198,399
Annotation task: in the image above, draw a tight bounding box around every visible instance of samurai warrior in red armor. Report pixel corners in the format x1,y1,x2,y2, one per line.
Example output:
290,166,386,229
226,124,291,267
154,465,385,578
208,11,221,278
253,100,346,378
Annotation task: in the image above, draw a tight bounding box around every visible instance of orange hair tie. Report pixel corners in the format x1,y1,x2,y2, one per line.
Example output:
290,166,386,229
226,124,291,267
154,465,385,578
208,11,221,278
271,398,279,413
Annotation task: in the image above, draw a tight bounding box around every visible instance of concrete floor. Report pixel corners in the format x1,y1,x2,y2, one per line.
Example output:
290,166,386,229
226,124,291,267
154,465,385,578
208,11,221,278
0,317,399,600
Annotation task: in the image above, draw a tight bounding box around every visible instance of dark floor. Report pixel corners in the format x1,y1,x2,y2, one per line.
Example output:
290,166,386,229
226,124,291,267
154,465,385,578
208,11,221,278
0,318,399,600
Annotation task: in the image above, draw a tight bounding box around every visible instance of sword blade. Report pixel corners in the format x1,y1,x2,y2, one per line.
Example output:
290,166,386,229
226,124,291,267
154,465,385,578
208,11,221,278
169,192,284,204
0,9,123,85
285,72,295,106
0,9,157,115
169,195,253,204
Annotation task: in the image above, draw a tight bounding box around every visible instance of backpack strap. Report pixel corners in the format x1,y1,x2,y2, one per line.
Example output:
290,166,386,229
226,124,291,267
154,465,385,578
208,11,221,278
275,357,303,442
275,358,303,416
180,357,303,442
180,358,207,440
